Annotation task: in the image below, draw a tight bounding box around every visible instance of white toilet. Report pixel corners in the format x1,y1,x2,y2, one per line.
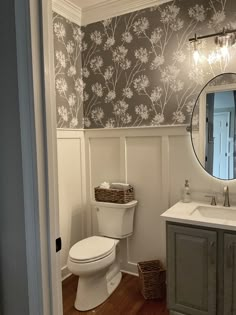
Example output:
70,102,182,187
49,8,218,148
67,200,138,311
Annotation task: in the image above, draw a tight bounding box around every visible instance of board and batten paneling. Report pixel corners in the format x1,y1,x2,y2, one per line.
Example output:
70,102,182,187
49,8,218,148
88,137,121,233
57,126,236,278
85,126,187,274
126,137,165,264
57,130,86,279
168,135,220,207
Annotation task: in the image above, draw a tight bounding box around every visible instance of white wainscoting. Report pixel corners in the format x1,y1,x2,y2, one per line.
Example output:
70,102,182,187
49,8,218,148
57,129,86,279
57,126,236,278
84,126,208,275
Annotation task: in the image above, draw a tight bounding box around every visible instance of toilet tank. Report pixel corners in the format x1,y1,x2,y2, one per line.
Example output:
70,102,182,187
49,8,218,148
92,200,138,239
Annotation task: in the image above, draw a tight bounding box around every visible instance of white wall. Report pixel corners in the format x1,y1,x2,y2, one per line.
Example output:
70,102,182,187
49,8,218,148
84,127,185,274
57,130,86,279
57,126,236,277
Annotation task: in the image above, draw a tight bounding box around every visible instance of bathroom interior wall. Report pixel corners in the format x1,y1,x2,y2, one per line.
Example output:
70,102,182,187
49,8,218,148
57,130,86,279
73,126,236,275
82,0,236,128
85,127,236,274
54,0,236,278
53,13,83,129
57,126,236,277
53,11,85,278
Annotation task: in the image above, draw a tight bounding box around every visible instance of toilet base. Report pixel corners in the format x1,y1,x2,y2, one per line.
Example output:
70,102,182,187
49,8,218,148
74,270,122,311
107,271,122,295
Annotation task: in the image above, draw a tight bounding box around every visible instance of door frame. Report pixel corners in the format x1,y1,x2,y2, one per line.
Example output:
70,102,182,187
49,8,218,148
213,111,230,179
15,0,62,314
199,83,236,167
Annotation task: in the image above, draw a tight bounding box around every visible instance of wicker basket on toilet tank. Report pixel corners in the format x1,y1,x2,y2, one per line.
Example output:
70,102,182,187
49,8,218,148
94,185,134,204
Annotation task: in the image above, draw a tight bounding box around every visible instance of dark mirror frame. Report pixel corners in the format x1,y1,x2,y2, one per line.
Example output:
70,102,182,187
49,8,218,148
190,72,236,181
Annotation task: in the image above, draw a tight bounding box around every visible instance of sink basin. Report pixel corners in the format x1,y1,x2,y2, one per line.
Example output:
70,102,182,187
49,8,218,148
161,201,236,231
191,206,236,221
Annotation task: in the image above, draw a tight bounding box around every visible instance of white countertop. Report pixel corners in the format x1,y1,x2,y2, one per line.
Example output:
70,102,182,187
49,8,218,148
161,200,236,231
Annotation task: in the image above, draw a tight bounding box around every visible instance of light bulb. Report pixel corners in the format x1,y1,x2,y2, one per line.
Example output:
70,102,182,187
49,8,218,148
220,46,230,61
193,49,200,64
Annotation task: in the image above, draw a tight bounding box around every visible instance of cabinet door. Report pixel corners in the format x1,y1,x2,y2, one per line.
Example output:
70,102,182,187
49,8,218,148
224,233,236,315
167,223,217,315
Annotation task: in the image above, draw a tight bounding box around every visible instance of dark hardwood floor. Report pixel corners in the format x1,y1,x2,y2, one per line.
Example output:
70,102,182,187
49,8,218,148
62,273,169,315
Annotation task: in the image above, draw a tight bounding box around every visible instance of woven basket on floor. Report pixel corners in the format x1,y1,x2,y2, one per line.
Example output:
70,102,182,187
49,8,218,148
94,186,134,204
137,260,166,300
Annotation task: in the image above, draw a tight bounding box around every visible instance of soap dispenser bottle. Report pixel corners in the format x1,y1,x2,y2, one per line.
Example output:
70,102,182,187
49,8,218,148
183,179,191,203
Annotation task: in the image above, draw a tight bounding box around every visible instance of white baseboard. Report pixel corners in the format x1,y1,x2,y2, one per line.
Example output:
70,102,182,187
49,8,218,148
62,265,137,282
121,269,139,277
61,265,71,281
121,261,138,276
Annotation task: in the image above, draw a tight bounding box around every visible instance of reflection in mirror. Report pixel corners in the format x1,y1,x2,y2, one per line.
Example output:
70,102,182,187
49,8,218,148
191,73,236,180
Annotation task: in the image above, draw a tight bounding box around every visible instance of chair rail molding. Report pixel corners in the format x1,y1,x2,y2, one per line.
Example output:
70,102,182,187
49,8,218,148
81,0,172,25
52,0,81,25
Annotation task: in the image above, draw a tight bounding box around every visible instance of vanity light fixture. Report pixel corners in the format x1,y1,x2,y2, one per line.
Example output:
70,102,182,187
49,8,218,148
189,28,236,65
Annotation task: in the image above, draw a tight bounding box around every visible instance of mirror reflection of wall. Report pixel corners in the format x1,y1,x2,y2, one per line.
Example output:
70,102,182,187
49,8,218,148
191,73,236,180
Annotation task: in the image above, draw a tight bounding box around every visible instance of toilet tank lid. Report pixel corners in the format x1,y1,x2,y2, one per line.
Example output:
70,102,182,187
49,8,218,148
69,236,116,261
91,200,138,208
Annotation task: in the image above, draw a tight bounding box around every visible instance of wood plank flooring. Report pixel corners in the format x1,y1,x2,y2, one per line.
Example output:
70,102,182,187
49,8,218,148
62,273,169,315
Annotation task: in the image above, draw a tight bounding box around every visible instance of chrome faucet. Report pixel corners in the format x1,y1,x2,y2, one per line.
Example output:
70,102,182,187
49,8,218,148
223,186,230,207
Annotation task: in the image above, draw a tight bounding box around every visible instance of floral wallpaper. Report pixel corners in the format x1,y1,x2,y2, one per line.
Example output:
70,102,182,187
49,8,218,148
53,13,83,128
82,0,236,129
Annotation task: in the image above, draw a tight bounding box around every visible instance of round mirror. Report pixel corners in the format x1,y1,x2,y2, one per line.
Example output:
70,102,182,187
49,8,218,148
190,73,236,180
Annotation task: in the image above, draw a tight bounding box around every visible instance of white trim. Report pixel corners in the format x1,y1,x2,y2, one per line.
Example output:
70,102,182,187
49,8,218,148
61,266,72,281
57,127,84,132
121,269,139,277
52,0,82,25
126,261,139,276
84,125,187,137
161,135,170,210
86,137,93,236
80,133,88,237
120,137,127,183
15,0,63,314
57,129,84,139
84,124,187,132
81,0,172,25
15,1,45,314
42,0,63,313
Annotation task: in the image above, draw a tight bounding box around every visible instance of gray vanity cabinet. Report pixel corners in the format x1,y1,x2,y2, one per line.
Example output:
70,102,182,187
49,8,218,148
166,223,236,315
223,233,236,315
167,223,217,315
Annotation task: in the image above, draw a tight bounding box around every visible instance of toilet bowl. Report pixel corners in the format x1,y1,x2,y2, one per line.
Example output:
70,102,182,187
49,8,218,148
67,200,138,311
67,236,121,311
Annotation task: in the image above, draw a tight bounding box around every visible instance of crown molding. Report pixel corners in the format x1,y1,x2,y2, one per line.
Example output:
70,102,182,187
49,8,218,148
81,0,172,26
52,0,82,26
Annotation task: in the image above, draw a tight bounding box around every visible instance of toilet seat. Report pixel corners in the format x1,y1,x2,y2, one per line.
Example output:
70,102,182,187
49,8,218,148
69,236,116,264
